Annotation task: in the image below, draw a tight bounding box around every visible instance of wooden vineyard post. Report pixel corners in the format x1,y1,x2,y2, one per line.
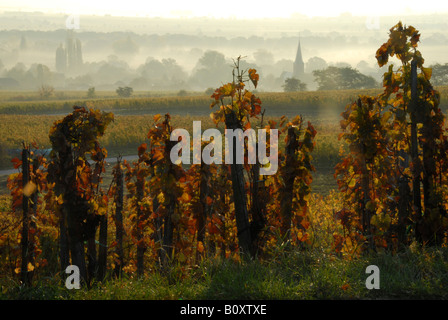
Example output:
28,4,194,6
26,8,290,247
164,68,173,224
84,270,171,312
357,99,375,251
249,144,266,254
409,59,424,243
196,158,209,262
97,209,108,282
161,138,177,270
280,127,299,241
86,229,97,285
20,146,31,286
136,161,145,278
360,150,373,250
225,110,253,258
48,107,113,286
113,157,124,278
397,149,411,247
59,209,69,274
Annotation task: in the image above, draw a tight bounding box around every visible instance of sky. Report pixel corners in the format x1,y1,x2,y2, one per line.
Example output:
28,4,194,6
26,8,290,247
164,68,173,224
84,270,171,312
1,0,448,19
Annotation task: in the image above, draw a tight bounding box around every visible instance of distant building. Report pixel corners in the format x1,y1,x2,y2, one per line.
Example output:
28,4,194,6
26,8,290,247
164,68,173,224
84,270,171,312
292,37,305,79
55,30,83,75
55,43,66,73
0,77,20,89
288,37,317,90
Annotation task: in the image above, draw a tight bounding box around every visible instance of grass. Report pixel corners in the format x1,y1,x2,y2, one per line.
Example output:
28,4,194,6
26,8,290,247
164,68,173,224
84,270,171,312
2,247,448,300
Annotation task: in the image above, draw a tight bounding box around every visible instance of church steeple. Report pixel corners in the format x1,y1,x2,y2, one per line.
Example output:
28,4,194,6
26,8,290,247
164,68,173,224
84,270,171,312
293,36,304,78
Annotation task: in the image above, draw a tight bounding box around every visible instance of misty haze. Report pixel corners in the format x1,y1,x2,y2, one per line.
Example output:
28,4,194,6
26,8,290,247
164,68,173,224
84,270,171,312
0,12,447,93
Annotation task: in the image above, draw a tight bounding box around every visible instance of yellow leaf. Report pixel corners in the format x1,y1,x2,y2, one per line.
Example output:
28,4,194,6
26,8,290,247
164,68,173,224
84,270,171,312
157,192,165,204
181,192,192,203
221,83,235,96
421,67,432,80
153,114,162,123
23,182,37,197
248,68,259,88
348,178,356,189
197,241,204,253
303,192,311,202
27,262,34,272
381,111,392,124
97,206,107,216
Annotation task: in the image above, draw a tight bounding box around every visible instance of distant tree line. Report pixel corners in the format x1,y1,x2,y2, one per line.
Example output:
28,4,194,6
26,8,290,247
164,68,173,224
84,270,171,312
3,34,446,94
312,66,379,90
282,66,379,92
429,63,448,86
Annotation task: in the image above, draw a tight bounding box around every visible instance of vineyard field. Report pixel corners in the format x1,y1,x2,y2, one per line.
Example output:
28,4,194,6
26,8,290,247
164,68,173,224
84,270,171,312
1,87,448,117
2,23,448,301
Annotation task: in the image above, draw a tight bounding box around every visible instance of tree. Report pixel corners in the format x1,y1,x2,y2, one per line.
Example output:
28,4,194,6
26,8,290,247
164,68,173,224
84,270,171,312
161,58,188,80
5,62,35,89
305,56,327,73
205,87,214,95
253,49,274,66
334,62,352,68
191,50,230,89
129,77,149,91
112,35,139,56
35,64,52,87
20,35,27,51
274,59,294,77
38,85,54,99
356,60,375,74
313,66,378,90
86,87,96,99
429,63,448,86
116,86,133,98
93,59,132,86
137,58,187,89
198,50,227,71
282,77,307,92
138,58,165,78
